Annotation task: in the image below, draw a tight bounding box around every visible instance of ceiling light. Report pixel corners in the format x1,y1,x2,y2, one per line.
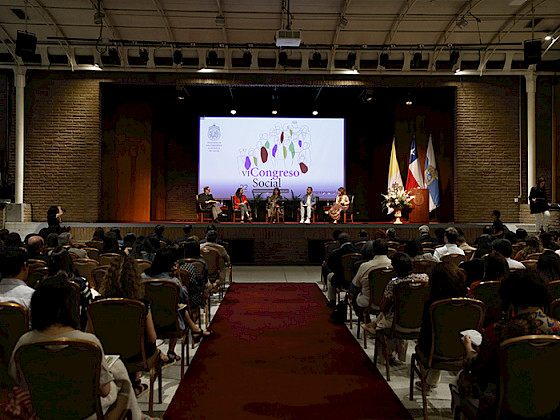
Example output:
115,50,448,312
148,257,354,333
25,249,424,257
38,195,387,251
108,48,120,65
449,50,460,67
215,15,225,27
173,50,183,65
312,110,318,116
272,110,278,115
230,109,236,115
242,51,252,67
406,100,413,106
456,16,468,29
311,52,322,67
278,51,288,67
411,52,422,69
545,35,552,41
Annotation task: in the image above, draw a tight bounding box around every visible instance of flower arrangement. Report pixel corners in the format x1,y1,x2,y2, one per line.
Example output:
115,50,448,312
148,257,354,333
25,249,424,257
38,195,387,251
382,184,414,212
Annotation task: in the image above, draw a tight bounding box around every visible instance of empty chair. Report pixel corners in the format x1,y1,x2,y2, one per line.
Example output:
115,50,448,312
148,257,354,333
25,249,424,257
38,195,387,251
83,247,100,261
91,265,109,290
98,253,122,267
441,253,466,266
342,194,355,223
73,258,100,289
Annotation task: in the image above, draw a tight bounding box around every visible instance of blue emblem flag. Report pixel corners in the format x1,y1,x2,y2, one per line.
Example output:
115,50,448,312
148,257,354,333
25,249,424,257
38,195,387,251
424,134,440,212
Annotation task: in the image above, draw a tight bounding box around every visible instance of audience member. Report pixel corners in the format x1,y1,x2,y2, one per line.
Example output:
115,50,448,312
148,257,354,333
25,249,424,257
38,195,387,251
0,229,10,243
474,226,493,246
110,227,123,246
97,255,173,393
460,259,485,289
102,231,122,254
91,227,105,242
540,231,559,251
123,232,136,255
456,228,476,252
175,224,193,244
200,230,230,286
45,232,59,249
9,280,155,420
513,236,542,261
403,240,435,261
0,247,33,309
433,227,465,262
351,238,392,321
58,232,87,259
48,246,93,329
504,230,518,245
468,251,509,293
490,209,505,239
416,225,439,248
154,225,171,246
177,238,208,312
5,232,22,248
373,252,428,363
492,239,525,269
515,228,528,245
386,228,405,244
46,205,64,234
326,233,359,308
456,270,560,419
434,227,446,246
417,263,468,392
537,251,560,282
321,229,343,288
25,234,48,263
353,229,369,245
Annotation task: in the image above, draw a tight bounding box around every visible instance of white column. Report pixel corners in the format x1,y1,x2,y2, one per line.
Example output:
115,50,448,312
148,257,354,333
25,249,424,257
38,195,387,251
14,69,26,204
526,71,537,193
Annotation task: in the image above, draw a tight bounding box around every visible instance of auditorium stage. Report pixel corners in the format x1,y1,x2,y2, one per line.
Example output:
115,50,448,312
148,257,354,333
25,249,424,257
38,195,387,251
6,220,518,265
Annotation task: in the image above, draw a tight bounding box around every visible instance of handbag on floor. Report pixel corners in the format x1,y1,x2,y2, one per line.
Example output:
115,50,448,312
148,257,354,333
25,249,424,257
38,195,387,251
330,302,347,324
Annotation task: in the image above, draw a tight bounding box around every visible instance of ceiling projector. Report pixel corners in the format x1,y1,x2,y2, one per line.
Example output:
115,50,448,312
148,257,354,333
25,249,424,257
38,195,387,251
275,30,302,47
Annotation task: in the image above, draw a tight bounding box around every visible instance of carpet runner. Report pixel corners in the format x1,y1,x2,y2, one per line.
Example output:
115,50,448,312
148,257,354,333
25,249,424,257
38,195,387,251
164,283,412,419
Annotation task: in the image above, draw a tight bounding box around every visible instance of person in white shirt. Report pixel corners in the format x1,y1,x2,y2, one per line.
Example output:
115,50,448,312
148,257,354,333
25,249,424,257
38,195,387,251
351,239,392,321
493,239,526,270
0,247,34,310
299,186,318,224
432,227,465,262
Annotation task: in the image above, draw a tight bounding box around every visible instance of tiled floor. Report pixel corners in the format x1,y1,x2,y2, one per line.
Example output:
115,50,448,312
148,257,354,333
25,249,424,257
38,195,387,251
139,266,454,419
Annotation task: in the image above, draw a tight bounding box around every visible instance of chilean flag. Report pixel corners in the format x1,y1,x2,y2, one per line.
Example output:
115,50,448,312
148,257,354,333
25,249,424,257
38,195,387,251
406,136,424,190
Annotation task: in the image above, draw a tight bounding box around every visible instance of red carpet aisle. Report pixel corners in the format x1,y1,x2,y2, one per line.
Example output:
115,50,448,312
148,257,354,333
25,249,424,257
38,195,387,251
164,283,412,420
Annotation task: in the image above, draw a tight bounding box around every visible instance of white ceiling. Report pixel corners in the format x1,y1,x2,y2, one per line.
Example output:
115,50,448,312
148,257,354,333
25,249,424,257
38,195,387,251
0,0,559,74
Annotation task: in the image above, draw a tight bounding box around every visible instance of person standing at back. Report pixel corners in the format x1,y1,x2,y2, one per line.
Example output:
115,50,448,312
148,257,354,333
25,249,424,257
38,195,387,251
529,177,550,233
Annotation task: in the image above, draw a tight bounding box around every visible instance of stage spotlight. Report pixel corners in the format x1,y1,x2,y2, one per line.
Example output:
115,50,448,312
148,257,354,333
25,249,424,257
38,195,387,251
272,110,278,115
312,110,318,116
173,50,183,65
379,52,389,68
108,48,120,65
406,100,413,106
456,16,468,29
139,48,149,64
411,52,422,69
449,50,460,67
346,52,357,68
230,109,237,115
207,50,218,66
15,31,37,59
545,35,552,41
311,51,322,67
278,51,288,66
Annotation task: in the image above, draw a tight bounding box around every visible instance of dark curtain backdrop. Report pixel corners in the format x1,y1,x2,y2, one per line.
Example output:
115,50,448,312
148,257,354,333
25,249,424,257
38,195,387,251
101,85,454,222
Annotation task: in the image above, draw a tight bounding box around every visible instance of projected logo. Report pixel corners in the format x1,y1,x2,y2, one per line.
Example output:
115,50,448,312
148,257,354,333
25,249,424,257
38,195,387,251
207,124,221,141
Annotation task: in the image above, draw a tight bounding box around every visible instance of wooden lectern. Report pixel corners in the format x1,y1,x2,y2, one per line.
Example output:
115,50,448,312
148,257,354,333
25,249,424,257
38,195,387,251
408,188,429,223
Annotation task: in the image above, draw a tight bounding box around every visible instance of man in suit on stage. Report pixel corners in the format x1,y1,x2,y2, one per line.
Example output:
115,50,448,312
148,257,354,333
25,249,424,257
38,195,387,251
300,186,318,224
198,186,222,223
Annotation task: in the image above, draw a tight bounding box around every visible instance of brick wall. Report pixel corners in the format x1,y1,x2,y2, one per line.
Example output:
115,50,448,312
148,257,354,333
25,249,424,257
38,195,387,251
1,71,554,223
454,76,522,223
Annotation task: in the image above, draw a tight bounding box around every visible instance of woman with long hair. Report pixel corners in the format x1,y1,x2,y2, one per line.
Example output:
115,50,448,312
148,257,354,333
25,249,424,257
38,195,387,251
233,187,252,222
97,255,172,396
9,279,157,420
266,187,284,223
513,236,542,261
326,187,349,224
48,246,94,329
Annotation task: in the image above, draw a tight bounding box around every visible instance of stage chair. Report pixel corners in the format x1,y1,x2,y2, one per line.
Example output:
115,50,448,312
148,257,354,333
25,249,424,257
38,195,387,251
0,303,28,388
230,196,243,222
87,298,163,414
13,337,130,420
521,259,538,270
470,281,503,327
83,247,100,261
358,267,394,347
196,194,213,223
338,253,364,329
441,253,466,266
496,335,560,419
85,240,104,251
265,202,285,223
98,253,122,267
91,265,109,290
374,281,429,381
410,297,486,420
412,259,437,278
297,204,317,223
342,195,354,223
136,259,152,274
143,279,189,378
74,258,100,289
